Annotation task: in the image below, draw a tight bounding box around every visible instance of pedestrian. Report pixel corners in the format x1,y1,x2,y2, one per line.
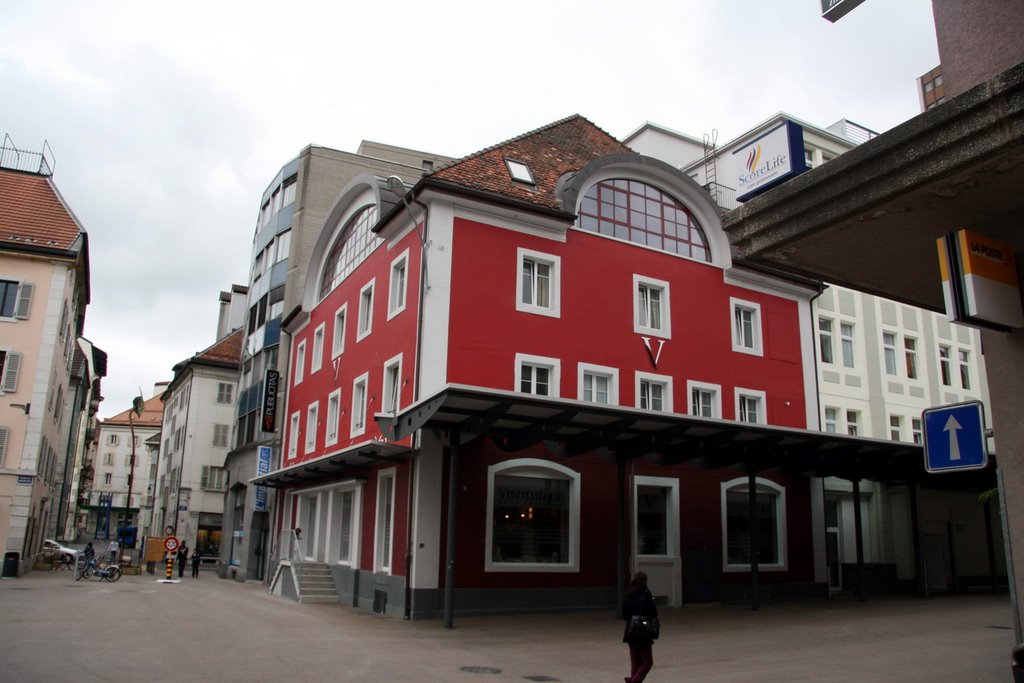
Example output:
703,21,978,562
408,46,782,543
83,542,95,561
191,548,201,578
177,543,189,578
622,571,658,683
107,538,120,565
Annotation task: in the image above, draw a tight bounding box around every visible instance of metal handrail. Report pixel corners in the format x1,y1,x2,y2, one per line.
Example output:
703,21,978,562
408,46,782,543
280,529,303,595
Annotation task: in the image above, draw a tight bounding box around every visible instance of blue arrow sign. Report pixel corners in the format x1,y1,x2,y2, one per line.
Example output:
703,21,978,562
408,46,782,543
922,401,988,473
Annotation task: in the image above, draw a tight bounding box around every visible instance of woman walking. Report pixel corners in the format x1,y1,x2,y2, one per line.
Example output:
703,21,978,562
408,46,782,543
622,571,658,683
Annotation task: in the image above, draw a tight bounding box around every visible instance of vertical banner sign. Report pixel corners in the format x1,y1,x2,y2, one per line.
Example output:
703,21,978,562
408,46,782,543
262,369,279,432
254,446,272,511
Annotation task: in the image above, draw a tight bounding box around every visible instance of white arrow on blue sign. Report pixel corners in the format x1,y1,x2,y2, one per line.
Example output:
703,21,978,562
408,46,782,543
922,401,989,473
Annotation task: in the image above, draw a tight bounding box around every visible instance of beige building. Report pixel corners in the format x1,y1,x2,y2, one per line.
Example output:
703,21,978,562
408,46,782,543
0,141,92,575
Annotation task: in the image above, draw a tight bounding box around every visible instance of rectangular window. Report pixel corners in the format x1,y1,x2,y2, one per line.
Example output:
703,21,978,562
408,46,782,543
282,179,297,206
388,250,409,319
305,402,318,454
636,485,669,556
939,345,952,386
332,304,347,358
0,280,32,319
731,298,762,356
311,324,325,373
634,275,671,338
883,332,897,376
276,230,291,262
824,407,838,433
375,470,395,573
104,473,112,486
904,337,918,379
840,322,855,368
959,350,971,389
636,372,672,412
212,424,229,448
0,350,20,393
818,318,834,364
104,453,113,466
736,389,766,424
107,434,119,446
889,415,902,441
351,374,368,436
578,363,618,405
288,412,300,459
912,417,923,444
489,465,577,569
294,341,306,385
357,280,375,341
325,389,341,446
336,489,354,564
516,354,560,397
517,249,561,317
846,410,860,436
382,355,402,414
688,381,720,418
202,466,226,491
216,382,234,404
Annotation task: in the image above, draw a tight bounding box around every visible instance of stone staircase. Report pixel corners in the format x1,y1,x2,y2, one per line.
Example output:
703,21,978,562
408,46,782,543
295,563,339,603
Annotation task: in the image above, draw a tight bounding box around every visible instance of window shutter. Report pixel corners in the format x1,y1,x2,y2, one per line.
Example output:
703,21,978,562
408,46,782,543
201,465,209,489
0,427,8,465
2,352,21,392
14,283,33,319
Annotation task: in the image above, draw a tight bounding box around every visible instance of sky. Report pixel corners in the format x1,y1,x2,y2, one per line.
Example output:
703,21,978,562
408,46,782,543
0,0,941,420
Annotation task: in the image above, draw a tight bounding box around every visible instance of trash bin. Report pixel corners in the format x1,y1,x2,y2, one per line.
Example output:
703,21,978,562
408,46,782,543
1013,643,1024,683
2,551,19,577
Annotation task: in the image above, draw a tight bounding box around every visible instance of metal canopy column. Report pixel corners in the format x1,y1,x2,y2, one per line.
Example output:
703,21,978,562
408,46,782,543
852,478,866,602
616,457,627,617
443,432,460,629
748,469,760,611
910,482,926,597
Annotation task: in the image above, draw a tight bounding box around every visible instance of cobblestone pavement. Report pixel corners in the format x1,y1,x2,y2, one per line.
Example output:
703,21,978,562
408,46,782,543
0,568,1014,682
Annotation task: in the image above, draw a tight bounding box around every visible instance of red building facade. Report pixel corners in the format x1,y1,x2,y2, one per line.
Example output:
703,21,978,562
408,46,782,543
268,117,823,617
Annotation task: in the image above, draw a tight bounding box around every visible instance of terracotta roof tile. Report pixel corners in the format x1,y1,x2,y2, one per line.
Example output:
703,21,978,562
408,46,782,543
194,328,243,367
429,115,631,211
0,168,83,251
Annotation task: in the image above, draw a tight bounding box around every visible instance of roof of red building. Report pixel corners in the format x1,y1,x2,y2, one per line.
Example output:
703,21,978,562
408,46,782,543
103,392,166,427
0,168,84,252
428,115,632,212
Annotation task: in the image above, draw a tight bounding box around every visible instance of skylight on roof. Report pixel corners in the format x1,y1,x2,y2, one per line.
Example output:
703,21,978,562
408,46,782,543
505,159,535,185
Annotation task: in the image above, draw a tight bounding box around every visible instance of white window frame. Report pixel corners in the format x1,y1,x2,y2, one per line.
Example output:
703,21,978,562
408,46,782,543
294,340,306,386
846,410,860,436
824,406,839,433
687,380,721,418
304,401,319,454
374,468,397,574
332,303,348,359
357,279,375,342
938,344,952,386
818,317,834,365
516,248,561,318
633,475,680,558
635,371,673,413
288,411,300,460
382,353,403,415
904,336,919,380
735,388,766,424
515,353,560,397
387,249,410,320
882,332,897,376
311,323,325,374
216,382,234,404
730,297,763,356
721,476,788,572
840,322,855,368
325,388,341,447
350,372,369,437
889,414,902,441
485,458,580,573
577,363,618,405
328,483,362,566
633,275,671,339
958,349,972,389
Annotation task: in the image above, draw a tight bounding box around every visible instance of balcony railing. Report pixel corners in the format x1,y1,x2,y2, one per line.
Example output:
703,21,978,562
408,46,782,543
1,135,54,176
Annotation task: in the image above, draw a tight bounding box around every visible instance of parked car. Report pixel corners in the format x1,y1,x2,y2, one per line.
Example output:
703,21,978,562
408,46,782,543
42,540,78,564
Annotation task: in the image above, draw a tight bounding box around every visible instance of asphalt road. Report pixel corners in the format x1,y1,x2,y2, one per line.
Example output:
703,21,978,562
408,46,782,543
0,568,1014,682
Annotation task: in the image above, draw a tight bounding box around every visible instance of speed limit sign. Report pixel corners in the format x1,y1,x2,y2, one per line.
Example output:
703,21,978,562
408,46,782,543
164,536,180,553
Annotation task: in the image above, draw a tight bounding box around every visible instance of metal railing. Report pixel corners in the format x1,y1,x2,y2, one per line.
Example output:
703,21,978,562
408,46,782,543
279,529,304,591
1,134,54,175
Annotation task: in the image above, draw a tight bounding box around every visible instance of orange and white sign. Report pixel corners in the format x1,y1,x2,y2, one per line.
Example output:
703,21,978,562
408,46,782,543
937,230,1023,329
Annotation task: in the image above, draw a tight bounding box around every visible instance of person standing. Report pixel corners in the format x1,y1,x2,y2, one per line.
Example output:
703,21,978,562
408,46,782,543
177,543,189,578
107,538,120,565
191,548,201,578
622,571,658,683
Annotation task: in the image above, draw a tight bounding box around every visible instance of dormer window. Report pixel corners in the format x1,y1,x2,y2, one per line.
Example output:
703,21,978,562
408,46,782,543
505,159,535,185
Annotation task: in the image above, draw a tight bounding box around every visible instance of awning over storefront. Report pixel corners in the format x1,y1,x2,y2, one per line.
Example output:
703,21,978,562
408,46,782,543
250,440,413,488
377,384,995,488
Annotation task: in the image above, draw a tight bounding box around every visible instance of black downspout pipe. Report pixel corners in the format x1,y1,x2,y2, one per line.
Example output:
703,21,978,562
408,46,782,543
443,432,460,629
852,478,866,602
748,468,760,611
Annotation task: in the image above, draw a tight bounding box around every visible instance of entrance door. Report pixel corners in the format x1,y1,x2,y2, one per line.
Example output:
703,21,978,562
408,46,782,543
923,532,951,593
632,477,681,607
304,496,317,561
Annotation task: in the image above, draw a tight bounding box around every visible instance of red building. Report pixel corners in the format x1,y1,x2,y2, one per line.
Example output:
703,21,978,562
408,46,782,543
262,116,866,619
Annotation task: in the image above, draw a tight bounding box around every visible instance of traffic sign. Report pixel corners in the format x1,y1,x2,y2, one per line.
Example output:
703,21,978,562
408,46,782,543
163,536,180,553
922,401,989,473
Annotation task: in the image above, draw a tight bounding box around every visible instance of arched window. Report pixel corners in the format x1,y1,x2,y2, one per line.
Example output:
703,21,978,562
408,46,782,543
578,179,710,262
720,477,787,571
318,205,381,300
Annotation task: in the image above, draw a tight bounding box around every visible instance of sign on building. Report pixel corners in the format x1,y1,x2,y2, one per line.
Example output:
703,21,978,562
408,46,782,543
254,446,272,511
733,121,809,202
262,369,279,432
821,0,867,22
937,229,1024,330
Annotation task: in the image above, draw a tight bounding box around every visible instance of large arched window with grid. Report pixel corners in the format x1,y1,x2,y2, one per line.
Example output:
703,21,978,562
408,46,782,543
578,179,710,262
318,205,381,300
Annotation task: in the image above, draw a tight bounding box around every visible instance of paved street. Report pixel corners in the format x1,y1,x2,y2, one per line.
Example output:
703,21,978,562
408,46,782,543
0,568,1014,682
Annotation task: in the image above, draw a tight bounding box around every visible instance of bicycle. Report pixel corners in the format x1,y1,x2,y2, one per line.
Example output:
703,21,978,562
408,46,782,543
75,556,122,582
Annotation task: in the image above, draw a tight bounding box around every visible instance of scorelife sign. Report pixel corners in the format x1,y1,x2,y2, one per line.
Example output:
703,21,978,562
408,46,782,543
733,121,808,202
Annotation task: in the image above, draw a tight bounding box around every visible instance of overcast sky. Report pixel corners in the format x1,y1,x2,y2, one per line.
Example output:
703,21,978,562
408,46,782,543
1,0,940,420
